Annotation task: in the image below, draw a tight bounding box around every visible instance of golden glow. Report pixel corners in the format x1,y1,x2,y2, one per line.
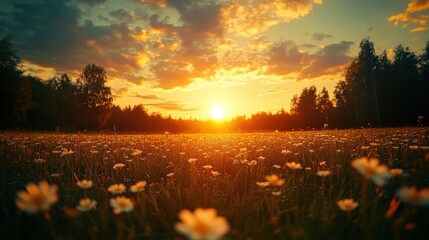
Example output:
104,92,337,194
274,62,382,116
211,106,225,120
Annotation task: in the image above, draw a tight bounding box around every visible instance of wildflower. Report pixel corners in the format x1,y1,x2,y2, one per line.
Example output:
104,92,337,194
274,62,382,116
188,158,198,163
272,164,281,169
265,174,285,187
167,172,175,177
248,160,257,166
286,161,303,170
77,179,93,189
256,182,270,188
113,163,125,170
203,165,213,170
107,184,126,194
61,148,74,156
351,157,391,185
131,149,142,156
316,170,332,177
337,198,359,211
211,171,220,177
110,196,134,214
16,181,58,214
409,145,419,150
319,161,326,166
281,150,291,155
396,186,429,206
175,208,230,240
258,156,265,160
76,198,97,212
130,181,147,193
34,158,46,164
272,191,281,196
389,168,403,176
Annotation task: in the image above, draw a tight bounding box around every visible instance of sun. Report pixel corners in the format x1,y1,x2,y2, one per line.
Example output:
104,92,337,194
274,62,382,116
211,106,225,120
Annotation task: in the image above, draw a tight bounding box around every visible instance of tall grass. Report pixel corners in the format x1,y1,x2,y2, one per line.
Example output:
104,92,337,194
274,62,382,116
1,128,429,239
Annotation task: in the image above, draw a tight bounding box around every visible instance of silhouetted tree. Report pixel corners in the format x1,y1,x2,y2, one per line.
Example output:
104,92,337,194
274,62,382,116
26,76,58,130
392,45,419,125
0,37,32,129
333,80,355,128
77,63,113,130
345,38,380,127
48,73,80,130
418,41,429,124
295,86,319,128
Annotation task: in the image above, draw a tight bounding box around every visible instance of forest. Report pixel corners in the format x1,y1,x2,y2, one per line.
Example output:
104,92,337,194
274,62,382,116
1,37,428,132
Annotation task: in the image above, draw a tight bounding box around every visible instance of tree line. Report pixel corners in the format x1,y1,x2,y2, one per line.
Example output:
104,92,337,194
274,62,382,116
1,37,428,132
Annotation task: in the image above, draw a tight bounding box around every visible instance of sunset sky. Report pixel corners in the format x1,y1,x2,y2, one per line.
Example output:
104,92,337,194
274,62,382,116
1,0,428,120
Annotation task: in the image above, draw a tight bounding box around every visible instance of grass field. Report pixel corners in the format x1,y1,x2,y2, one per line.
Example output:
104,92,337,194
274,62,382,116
1,128,429,240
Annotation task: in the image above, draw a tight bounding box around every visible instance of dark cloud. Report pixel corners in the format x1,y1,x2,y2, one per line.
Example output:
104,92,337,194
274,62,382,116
0,1,146,84
145,101,199,111
109,9,135,23
298,41,354,79
74,0,107,6
301,43,317,49
265,40,353,80
131,94,165,100
312,33,333,41
266,41,309,75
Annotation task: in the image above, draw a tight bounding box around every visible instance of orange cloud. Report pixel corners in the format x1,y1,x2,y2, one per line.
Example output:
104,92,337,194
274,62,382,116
222,0,322,37
388,0,429,32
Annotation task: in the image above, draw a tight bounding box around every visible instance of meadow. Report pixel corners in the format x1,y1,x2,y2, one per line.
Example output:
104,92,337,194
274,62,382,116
1,128,429,240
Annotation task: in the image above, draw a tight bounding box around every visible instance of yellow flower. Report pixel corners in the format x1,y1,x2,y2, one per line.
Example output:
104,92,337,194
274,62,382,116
167,172,175,177
286,161,303,170
77,179,93,189
389,168,403,176
107,183,126,194
211,171,220,177
113,163,125,170
202,165,213,170
256,181,270,188
396,186,429,206
16,181,58,214
265,174,285,187
272,191,282,196
130,181,147,193
110,196,134,214
175,208,230,240
337,198,359,211
76,198,97,212
351,157,391,185
316,170,332,177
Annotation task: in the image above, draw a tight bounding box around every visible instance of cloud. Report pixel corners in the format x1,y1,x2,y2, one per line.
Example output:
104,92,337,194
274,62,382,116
131,94,165,100
266,41,310,75
388,0,429,32
312,33,332,41
109,9,135,23
145,101,199,111
298,41,353,79
0,1,148,84
265,40,353,80
140,1,223,89
222,0,323,37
